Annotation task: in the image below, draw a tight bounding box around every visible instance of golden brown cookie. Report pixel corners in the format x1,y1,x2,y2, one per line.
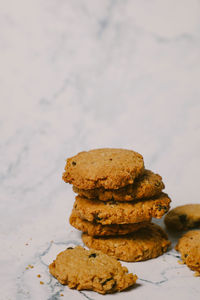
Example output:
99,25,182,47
73,193,171,225
175,230,200,276
70,210,151,236
82,223,171,262
62,148,144,189
49,246,137,294
73,169,165,202
164,204,200,231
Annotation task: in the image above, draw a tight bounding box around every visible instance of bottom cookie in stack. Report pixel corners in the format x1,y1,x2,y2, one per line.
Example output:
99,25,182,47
82,223,171,262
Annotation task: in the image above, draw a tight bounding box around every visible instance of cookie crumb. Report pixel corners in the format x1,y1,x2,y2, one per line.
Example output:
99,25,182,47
26,264,34,270
194,271,200,277
28,264,34,269
178,260,184,265
40,281,44,285
37,274,41,278
60,294,64,296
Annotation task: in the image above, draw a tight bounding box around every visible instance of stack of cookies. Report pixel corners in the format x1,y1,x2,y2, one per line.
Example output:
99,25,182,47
63,148,171,262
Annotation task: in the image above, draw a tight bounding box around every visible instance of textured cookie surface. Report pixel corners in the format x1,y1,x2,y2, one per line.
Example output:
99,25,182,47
82,223,171,262
175,230,200,275
49,246,137,294
73,193,171,225
73,169,165,201
62,148,144,189
70,210,151,236
164,204,200,231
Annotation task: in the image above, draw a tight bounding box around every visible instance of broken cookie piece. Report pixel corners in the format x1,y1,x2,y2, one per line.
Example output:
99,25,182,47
49,245,137,294
175,230,200,276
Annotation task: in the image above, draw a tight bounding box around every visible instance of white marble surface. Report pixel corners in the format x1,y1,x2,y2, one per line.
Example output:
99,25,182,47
1,0,200,299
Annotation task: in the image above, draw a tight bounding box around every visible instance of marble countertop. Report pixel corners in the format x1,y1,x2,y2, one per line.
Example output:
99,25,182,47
1,0,200,299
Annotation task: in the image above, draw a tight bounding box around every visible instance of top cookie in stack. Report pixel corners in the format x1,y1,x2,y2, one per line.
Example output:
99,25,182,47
63,148,171,261
63,148,145,190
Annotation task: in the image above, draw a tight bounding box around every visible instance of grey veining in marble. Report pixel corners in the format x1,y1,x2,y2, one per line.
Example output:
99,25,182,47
0,0,200,299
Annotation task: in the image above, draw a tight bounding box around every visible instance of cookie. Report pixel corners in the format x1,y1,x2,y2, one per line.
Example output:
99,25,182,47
82,223,171,262
175,230,200,276
73,193,171,225
164,204,200,231
62,148,144,189
49,245,137,294
73,169,165,202
70,210,151,236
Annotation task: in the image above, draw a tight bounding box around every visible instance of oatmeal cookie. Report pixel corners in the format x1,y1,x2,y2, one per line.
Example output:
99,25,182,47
73,169,164,201
175,230,200,276
82,223,171,262
164,204,200,231
70,210,150,236
49,246,137,294
62,148,144,189
73,193,171,225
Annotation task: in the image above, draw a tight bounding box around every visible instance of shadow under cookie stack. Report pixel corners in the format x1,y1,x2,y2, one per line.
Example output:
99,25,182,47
63,148,171,262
